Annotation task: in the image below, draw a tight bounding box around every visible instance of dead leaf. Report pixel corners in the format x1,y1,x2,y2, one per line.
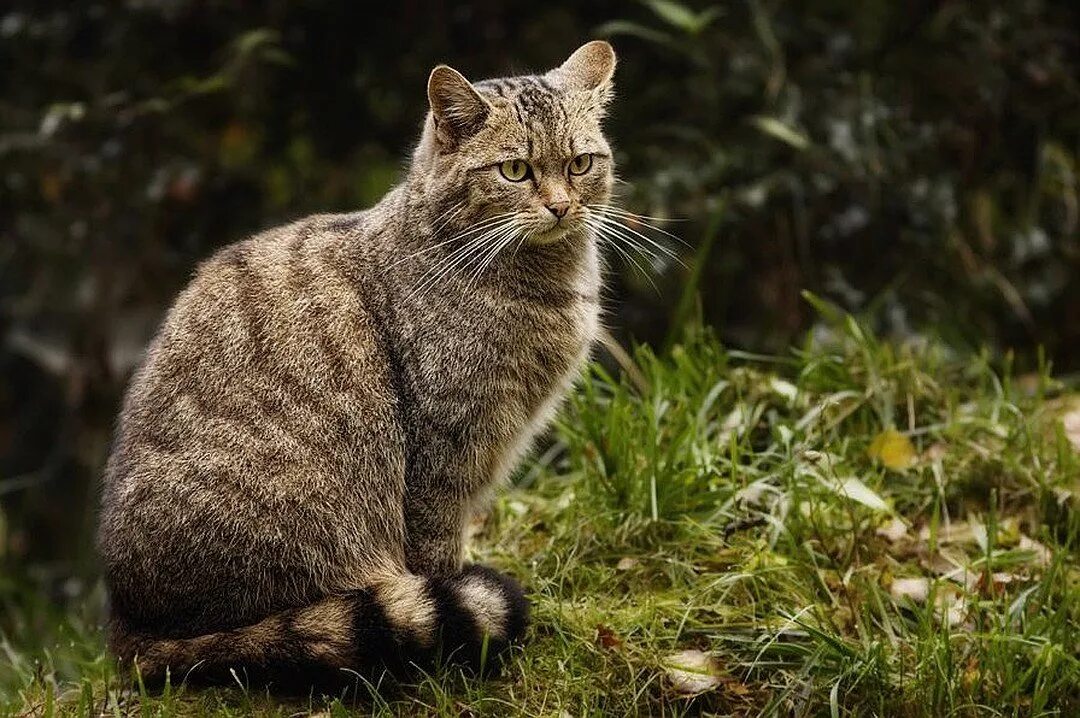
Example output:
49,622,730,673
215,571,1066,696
663,650,723,695
595,624,623,650
1061,408,1080,452
934,590,968,627
769,377,798,402
977,571,1021,597
918,521,978,546
922,442,948,462
876,517,909,543
868,428,917,470
890,577,931,603
1018,535,1052,567
830,476,890,512
891,574,969,625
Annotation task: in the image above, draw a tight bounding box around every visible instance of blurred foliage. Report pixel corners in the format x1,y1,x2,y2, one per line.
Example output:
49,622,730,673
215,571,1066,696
0,0,1078,569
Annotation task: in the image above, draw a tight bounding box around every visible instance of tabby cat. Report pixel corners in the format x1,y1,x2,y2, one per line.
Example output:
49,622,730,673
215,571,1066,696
98,41,617,688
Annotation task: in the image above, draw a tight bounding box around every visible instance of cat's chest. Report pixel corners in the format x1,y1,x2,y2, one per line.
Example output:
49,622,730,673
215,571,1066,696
406,280,598,438
437,289,595,395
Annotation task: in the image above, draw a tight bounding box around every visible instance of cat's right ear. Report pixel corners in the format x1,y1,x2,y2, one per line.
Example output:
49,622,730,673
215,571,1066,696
427,65,491,146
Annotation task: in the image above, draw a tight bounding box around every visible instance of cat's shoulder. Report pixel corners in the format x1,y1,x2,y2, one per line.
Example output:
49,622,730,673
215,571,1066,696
196,211,371,274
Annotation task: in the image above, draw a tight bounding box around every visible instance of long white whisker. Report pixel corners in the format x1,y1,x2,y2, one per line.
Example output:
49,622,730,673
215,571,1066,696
584,217,664,266
409,234,497,302
408,229,502,300
588,204,692,248
408,220,518,302
430,203,467,235
511,231,529,258
590,214,681,262
587,203,687,224
384,212,518,271
590,214,686,266
462,224,521,292
592,231,660,294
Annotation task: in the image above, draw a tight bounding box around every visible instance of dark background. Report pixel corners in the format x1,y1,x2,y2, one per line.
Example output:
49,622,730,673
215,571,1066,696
1,1,1078,573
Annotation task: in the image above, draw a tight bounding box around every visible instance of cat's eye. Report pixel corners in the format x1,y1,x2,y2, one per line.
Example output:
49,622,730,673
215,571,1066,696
568,153,593,176
499,159,531,182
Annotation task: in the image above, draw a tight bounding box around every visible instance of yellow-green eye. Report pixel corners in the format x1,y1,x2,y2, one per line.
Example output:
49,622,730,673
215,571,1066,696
568,153,593,175
499,159,530,182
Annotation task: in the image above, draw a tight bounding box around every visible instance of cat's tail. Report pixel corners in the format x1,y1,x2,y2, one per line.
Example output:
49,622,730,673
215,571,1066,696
109,565,528,689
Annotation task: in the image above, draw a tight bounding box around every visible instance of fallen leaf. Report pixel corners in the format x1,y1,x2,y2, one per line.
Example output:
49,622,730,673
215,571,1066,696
1052,487,1073,506
922,442,948,462
876,517,909,543
976,571,1021,597
663,650,723,695
891,575,969,626
918,521,978,545
934,590,968,627
595,624,623,650
750,115,811,150
830,476,890,512
1018,536,1052,567
1062,408,1080,451
734,480,772,506
890,577,931,603
868,428,917,470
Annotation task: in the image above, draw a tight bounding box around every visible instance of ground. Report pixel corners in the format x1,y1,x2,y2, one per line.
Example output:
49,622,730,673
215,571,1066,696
2,308,1078,716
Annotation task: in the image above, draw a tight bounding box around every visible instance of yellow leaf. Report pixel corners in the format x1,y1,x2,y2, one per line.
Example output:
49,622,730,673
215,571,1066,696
868,429,916,470
662,650,722,695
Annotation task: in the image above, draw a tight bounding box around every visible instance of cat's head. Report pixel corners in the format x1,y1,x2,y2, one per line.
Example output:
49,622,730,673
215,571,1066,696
413,41,616,247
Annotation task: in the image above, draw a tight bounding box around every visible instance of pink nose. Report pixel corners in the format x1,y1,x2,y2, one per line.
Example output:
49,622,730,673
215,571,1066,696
546,200,570,218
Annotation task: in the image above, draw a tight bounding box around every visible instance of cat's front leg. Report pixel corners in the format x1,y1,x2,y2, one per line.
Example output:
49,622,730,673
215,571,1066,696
404,486,466,577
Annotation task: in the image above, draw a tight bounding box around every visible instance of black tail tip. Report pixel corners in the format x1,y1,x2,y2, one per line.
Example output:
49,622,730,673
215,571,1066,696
459,563,530,645
429,564,530,675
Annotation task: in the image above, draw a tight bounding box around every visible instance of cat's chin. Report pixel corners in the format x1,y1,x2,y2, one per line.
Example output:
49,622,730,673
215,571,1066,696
525,225,580,247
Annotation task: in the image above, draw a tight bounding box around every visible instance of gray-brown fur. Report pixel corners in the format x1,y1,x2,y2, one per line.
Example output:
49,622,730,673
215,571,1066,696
98,41,616,686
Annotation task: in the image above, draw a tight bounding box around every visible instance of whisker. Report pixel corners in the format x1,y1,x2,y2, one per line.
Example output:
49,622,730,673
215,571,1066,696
589,214,686,267
584,217,664,266
591,231,660,294
588,204,692,249
587,204,687,224
589,210,689,256
408,225,507,300
430,203,467,235
409,236,496,302
408,220,519,302
462,224,521,292
511,232,529,258
385,212,517,271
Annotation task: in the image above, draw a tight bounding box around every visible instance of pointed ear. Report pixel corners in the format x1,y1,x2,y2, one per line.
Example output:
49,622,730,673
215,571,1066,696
427,65,491,145
552,40,617,92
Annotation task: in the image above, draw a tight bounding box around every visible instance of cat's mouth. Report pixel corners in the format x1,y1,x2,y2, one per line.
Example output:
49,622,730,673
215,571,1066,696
528,227,568,245
527,218,584,246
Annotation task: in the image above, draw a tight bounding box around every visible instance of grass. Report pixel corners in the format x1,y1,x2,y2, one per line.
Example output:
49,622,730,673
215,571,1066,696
2,303,1078,716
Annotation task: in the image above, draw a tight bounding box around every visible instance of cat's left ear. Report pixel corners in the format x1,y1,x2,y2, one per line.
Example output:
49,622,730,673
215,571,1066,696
549,40,617,101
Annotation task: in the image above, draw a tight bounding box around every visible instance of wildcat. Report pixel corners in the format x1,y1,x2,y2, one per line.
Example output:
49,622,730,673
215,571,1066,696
97,41,616,687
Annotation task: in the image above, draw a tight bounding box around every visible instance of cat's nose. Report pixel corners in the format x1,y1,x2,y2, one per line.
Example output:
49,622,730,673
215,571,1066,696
546,200,570,219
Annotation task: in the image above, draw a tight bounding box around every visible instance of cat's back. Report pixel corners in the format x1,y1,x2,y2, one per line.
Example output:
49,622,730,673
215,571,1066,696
113,211,395,460
100,213,407,618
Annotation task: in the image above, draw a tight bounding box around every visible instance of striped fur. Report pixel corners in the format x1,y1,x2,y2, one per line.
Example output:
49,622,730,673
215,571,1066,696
111,566,527,687
98,42,615,688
